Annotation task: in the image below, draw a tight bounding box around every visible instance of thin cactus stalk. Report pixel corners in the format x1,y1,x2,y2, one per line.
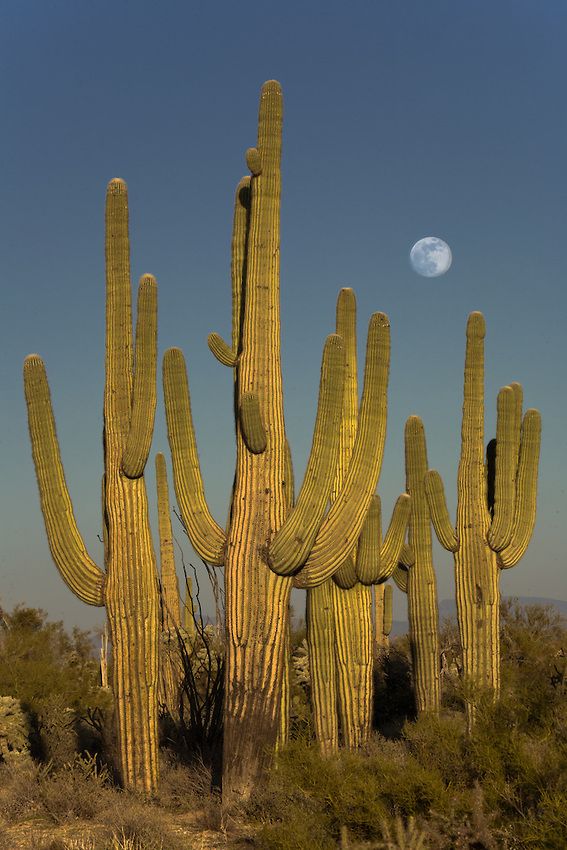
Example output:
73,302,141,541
163,82,390,798
373,583,390,654
424,312,541,704
398,416,440,714
24,179,160,794
100,624,109,690
382,584,393,639
155,452,184,718
182,574,196,640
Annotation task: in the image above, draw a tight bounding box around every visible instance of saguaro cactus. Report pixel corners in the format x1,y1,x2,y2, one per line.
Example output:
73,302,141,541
393,416,440,714
163,81,391,798
307,290,408,753
24,179,160,794
425,312,541,700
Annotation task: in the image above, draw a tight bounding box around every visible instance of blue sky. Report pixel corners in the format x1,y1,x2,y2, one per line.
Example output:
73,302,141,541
0,1,565,633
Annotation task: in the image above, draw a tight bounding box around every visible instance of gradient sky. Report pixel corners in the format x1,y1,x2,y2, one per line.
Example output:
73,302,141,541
1,1,565,634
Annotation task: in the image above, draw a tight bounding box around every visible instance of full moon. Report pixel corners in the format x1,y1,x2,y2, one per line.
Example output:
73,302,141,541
410,236,452,277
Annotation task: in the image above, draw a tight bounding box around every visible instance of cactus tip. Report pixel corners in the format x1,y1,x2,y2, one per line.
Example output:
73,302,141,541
466,311,485,339
107,177,127,194
246,147,262,175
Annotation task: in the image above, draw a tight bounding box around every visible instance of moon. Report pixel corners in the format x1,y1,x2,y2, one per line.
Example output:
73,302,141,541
410,236,452,277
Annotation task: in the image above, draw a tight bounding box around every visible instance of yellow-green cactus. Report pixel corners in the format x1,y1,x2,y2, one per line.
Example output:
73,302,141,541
24,179,160,794
425,312,541,702
307,290,408,753
395,416,440,714
163,82,390,797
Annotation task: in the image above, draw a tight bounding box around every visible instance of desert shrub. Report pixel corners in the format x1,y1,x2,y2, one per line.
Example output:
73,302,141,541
0,605,102,714
98,798,189,850
402,712,468,789
0,694,33,765
0,753,112,824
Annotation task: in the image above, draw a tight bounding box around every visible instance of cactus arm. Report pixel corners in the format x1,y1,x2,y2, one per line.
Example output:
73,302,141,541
23,356,105,606
424,470,458,552
295,312,390,588
269,334,345,575
207,333,240,367
399,543,415,568
487,385,521,551
377,494,412,581
208,176,251,367
240,392,268,454
162,347,226,565
382,584,393,636
392,564,408,593
332,556,359,589
121,275,158,478
355,494,381,585
498,408,541,568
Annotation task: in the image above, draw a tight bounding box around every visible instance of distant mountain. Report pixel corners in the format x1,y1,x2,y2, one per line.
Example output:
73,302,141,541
390,596,567,637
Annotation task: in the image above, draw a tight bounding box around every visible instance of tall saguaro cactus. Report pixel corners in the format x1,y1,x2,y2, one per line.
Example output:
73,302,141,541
307,290,408,753
394,416,440,714
163,81,391,798
24,179,160,794
425,312,541,701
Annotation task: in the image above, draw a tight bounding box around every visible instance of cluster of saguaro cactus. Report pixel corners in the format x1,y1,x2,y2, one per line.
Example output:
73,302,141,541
22,80,542,799
425,312,541,703
163,81,392,798
24,179,160,794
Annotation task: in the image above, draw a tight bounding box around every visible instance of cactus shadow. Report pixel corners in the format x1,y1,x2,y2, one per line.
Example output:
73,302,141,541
372,646,417,738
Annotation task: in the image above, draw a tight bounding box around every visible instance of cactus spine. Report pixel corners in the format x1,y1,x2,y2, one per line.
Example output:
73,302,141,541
163,82,390,797
425,312,541,701
24,179,160,794
397,416,440,714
